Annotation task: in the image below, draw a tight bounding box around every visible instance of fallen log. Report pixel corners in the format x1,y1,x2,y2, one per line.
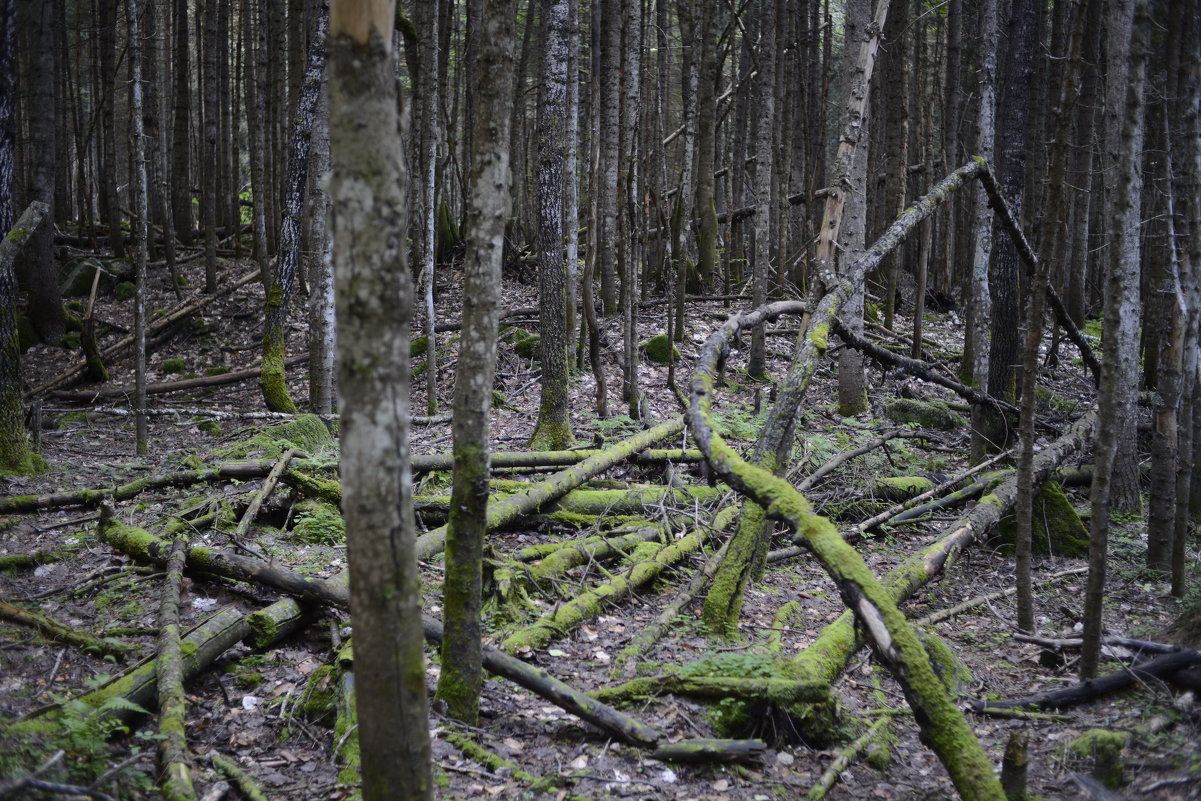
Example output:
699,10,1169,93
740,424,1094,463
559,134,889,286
96,510,662,747
412,447,704,472
791,408,1097,696
972,649,1201,711
806,715,893,800
689,276,1011,801
32,267,264,396
591,673,830,707
500,501,736,653
155,538,198,801
414,417,687,560
412,484,724,526
47,355,309,402
0,599,136,659
650,738,767,765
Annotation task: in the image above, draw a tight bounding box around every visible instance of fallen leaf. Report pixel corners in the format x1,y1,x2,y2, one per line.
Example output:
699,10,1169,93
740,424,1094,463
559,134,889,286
569,755,588,770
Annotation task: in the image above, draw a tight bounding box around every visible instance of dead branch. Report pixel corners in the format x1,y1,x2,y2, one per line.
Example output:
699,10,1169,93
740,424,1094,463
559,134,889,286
48,355,308,402
155,538,198,801
414,417,687,560
916,567,1088,626
806,715,892,800
972,649,1201,710
0,599,135,659
649,738,767,765
232,449,296,541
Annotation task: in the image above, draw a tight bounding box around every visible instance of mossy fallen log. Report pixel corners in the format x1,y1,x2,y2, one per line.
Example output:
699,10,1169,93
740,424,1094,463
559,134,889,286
414,417,687,560
500,504,732,652
95,512,661,747
883,398,967,431
155,538,198,801
0,600,136,659
413,484,723,526
412,447,703,472
591,673,830,707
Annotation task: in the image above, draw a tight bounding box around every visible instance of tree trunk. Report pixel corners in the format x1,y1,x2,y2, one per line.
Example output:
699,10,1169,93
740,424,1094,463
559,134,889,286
260,4,329,414
307,77,336,415
201,0,219,292
1081,0,1148,679
128,0,150,456
328,3,433,797
171,0,193,244
435,0,516,726
530,0,574,449
747,0,776,382
597,0,620,315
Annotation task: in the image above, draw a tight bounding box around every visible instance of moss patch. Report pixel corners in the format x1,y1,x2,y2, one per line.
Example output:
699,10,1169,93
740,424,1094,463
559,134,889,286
872,475,936,501
290,499,345,545
162,358,187,374
214,414,333,460
641,334,680,365
995,480,1088,557
884,398,967,430
1070,729,1128,789
115,281,136,301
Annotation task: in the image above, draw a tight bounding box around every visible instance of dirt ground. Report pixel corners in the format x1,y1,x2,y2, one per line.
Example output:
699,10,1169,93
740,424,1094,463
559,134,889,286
2,254,1199,800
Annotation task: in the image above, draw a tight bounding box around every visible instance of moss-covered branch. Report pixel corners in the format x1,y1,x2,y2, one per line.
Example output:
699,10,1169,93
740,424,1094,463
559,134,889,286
689,298,1006,799
156,538,198,801
0,599,136,659
414,417,686,560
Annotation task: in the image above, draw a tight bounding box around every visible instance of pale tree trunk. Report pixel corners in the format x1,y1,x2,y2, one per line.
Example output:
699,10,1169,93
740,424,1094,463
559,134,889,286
244,0,270,278
835,0,876,417
673,0,698,332
415,0,441,416
880,0,908,331
747,0,776,382
1082,0,1148,679
202,0,219,292
581,0,606,415
965,0,998,461
152,0,182,302
128,0,150,456
328,2,433,796
99,0,124,260
435,0,516,725
563,0,579,355
530,0,574,449
260,5,329,414
307,80,336,415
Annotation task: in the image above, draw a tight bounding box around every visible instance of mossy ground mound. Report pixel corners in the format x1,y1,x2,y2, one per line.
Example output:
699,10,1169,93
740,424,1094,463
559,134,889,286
641,334,681,365
995,480,1088,557
871,475,936,501
213,414,334,460
884,398,967,430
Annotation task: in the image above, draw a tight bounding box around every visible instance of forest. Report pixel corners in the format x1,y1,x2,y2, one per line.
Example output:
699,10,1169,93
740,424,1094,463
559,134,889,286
1,0,1200,798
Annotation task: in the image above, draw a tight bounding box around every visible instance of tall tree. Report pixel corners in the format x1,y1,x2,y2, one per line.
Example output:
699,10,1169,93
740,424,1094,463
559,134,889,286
260,4,329,413
128,0,150,456
20,0,65,344
201,0,220,292
436,0,516,725
172,0,193,244
414,0,441,416
747,0,776,382
530,0,574,448
1081,0,1148,678
597,0,620,315
307,80,336,415
329,0,433,797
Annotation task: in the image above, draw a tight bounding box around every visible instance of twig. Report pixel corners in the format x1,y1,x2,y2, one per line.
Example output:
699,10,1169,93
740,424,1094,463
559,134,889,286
915,567,1088,626
232,448,296,543
806,715,892,800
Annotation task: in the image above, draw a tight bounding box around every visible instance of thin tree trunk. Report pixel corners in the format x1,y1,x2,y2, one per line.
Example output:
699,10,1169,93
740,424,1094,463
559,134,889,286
435,0,516,726
260,5,329,414
747,0,776,382
128,0,150,456
171,0,192,244
307,78,336,415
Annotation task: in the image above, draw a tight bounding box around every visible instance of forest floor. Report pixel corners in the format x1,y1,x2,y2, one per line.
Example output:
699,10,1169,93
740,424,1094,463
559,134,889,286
2,253,1200,800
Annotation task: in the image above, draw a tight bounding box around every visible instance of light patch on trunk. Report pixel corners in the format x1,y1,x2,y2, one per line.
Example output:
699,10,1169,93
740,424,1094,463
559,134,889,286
856,597,894,657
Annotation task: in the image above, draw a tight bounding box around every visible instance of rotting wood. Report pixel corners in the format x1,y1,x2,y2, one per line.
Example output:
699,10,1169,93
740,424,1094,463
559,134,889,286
209,752,269,801
411,484,724,526
1009,633,1182,656
32,267,264,397
48,355,309,402
972,649,1201,711
155,538,197,801
0,599,136,659
649,738,767,765
591,673,831,706
94,512,662,747
231,448,296,542
414,417,686,560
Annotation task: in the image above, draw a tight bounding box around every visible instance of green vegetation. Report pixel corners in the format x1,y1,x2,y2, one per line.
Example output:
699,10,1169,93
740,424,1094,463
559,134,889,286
115,281,136,301
641,333,680,364
162,358,187,374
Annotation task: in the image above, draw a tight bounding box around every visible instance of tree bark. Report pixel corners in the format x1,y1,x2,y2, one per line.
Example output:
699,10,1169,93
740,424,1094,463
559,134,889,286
435,0,516,727
328,5,433,797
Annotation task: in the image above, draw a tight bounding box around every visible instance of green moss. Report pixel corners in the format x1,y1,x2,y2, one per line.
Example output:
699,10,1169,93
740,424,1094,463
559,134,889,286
808,321,830,353
61,332,80,350
410,335,429,358
205,366,230,376
884,398,967,430
290,499,345,545
234,672,265,690
995,481,1088,557
197,421,221,436
16,314,38,351
1070,729,1128,789
514,334,541,360
215,414,333,460
873,476,936,501
298,665,339,723
916,628,973,698
490,389,507,408
162,358,187,374
115,281,136,301
641,334,680,365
